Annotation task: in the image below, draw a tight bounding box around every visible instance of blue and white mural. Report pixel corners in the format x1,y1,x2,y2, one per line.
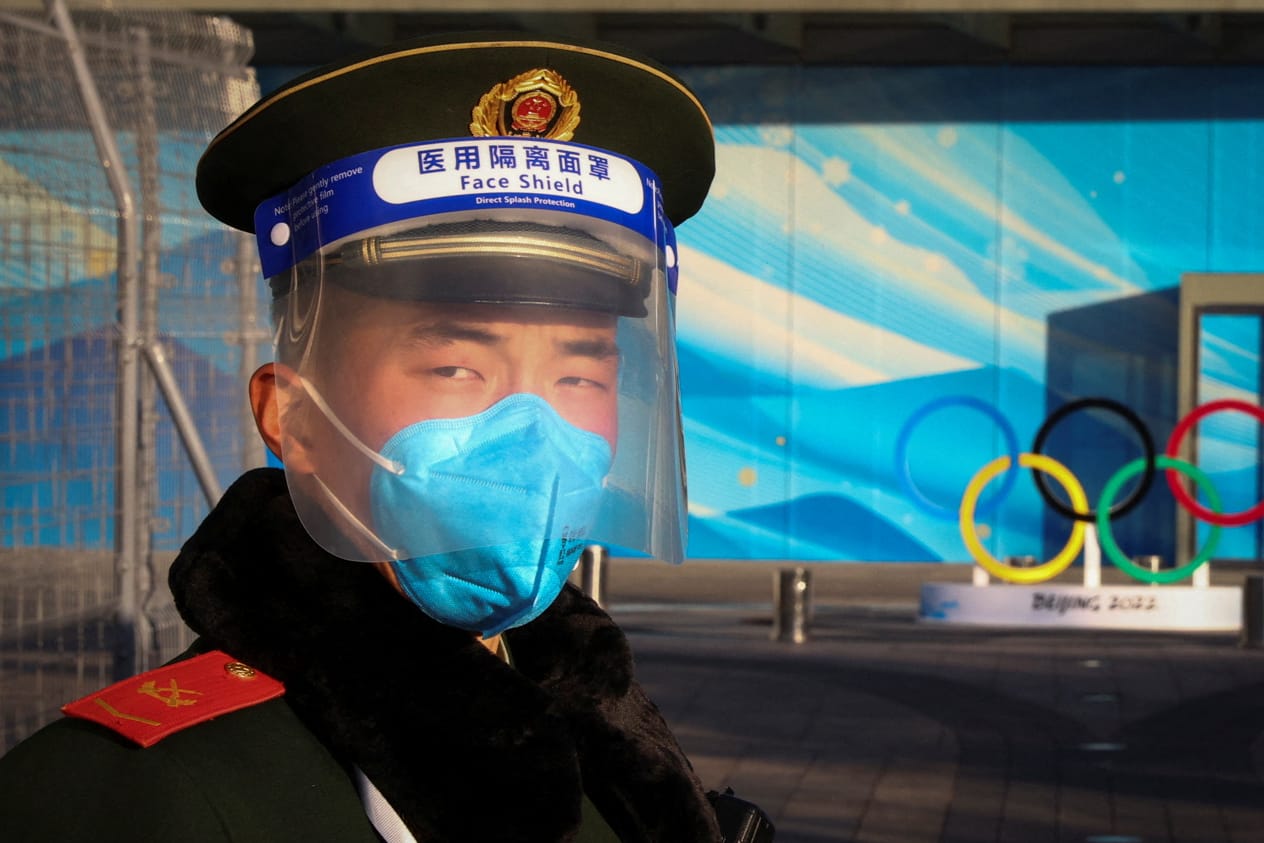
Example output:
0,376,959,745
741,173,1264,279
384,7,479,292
672,65,1263,562
3,65,1262,562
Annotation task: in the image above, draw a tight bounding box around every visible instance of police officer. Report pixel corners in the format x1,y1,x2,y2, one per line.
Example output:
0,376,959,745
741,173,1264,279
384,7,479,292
0,32,724,842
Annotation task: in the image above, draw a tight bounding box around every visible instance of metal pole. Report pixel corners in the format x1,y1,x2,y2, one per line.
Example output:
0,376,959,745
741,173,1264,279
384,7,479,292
772,566,811,644
134,25,160,672
1257,326,1264,560
1175,281,1199,569
48,0,143,681
579,544,608,609
143,341,224,506
236,233,267,470
1241,575,1264,649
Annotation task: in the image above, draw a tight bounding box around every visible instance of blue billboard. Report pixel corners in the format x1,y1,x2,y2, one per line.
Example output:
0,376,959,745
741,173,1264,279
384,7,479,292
3,65,1262,563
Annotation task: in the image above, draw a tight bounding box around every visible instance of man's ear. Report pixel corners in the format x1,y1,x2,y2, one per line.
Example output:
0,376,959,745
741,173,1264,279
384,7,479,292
249,363,315,473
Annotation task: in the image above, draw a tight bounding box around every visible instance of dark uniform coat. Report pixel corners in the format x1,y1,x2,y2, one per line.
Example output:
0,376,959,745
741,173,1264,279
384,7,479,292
0,469,722,843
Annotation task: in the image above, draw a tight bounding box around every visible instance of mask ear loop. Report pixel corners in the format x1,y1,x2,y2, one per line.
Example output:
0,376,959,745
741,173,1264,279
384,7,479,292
298,375,403,475
309,473,403,562
292,374,406,562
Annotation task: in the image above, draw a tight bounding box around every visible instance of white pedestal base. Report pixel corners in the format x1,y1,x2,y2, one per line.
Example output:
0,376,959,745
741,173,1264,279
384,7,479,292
919,581,1242,632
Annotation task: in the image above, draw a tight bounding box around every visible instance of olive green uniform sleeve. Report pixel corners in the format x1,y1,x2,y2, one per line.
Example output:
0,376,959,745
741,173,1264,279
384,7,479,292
0,700,380,843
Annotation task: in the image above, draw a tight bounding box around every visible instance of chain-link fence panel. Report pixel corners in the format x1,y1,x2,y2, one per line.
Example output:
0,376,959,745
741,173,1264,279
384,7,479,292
0,4,264,753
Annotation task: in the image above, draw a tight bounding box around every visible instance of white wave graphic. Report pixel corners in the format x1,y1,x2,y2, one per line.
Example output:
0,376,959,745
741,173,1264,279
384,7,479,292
693,143,1054,377
850,124,1145,295
676,243,975,388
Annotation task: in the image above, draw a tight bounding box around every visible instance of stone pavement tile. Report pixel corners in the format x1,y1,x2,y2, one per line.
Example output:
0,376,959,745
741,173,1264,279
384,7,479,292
1225,649,1264,689
689,734,890,825
939,766,1004,843
723,755,815,819
1222,800,1264,843
992,670,1060,723
670,673,829,747
1163,642,1254,702
699,752,880,841
853,806,946,843
853,755,955,843
1111,784,1174,843
1068,648,1135,741
994,730,1063,843
916,651,1000,700
1055,649,1121,716
997,780,1058,843
635,663,707,723
695,759,745,796
774,801,862,843
841,713,948,756
942,720,1028,843
1101,644,1183,724
1165,796,1231,843
1056,754,1116,841
682,740,745,793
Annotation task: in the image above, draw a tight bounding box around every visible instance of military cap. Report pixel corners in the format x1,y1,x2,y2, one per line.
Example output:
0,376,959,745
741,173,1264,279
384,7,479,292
197,31,715,232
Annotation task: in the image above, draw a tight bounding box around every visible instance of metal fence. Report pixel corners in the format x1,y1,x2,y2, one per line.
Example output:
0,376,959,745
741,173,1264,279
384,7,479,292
0,2,263,753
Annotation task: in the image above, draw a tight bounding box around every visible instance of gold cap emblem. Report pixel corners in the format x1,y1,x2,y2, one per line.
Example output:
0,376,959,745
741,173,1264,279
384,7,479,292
470,68,581,141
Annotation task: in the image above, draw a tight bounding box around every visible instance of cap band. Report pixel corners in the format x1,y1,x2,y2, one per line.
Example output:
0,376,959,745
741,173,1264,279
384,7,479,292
253,136,676,283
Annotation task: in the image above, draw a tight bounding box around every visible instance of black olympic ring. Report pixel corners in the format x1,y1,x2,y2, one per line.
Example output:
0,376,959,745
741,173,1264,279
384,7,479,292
1030,397,1156,523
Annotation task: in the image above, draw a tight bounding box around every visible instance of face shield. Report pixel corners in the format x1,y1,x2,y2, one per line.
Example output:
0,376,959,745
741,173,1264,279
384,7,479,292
255,136,687,578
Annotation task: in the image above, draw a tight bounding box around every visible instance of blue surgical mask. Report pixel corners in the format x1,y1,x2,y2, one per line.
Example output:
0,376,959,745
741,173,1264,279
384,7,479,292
369,393,613,636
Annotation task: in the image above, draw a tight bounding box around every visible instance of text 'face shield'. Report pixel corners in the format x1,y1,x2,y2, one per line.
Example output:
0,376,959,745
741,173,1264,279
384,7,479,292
258,136,688,571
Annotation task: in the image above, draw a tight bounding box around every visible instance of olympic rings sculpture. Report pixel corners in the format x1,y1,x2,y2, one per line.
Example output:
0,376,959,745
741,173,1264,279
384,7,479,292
1097,456,1222,584
1031,398,1156,522
896,395,1263,584
1166,399,1264,527
894,395,1020,521
959,453,1088,584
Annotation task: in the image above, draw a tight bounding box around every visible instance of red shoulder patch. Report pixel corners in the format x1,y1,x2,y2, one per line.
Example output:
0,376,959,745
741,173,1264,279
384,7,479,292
62,650,285,747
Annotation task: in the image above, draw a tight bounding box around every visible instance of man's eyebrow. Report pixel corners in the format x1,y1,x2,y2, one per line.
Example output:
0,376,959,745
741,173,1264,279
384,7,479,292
406,321,502,346
558,337,620,359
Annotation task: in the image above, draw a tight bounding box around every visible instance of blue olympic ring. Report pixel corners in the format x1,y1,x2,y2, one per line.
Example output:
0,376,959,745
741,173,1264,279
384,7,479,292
894,395,1021,521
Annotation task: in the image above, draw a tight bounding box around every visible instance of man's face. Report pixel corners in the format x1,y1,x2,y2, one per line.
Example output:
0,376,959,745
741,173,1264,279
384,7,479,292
275,283,621,533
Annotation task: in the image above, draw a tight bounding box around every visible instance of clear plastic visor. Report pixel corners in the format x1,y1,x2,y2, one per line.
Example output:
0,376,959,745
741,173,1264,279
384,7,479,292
267,209,686,567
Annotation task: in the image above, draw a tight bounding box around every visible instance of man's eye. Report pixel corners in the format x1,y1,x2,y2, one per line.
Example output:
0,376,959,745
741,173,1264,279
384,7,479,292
558,376,607,390
433,366,480,380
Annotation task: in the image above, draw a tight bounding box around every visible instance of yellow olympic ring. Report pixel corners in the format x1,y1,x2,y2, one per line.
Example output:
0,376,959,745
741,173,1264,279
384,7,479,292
959,453,1089,584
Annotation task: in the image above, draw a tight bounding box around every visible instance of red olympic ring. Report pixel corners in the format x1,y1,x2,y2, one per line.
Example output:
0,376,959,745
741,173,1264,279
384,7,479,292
1165,399,1264,527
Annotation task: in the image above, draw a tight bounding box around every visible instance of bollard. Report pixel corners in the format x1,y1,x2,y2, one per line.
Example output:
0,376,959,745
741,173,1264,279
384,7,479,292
579,544,608,609
1241,575,1264,649
772,567,811,643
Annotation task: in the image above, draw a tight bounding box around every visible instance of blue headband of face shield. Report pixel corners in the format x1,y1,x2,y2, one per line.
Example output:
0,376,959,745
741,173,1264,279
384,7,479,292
254,136,678,295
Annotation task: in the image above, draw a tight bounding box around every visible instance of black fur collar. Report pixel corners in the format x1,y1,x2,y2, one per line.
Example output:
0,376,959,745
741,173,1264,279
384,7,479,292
169,468,719,843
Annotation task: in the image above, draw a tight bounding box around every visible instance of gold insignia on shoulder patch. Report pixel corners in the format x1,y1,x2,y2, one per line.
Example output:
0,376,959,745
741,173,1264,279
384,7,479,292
61,650,284,747
470,68,581,141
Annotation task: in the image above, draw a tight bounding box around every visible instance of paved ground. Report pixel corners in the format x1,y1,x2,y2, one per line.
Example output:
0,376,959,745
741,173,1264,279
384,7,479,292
6,553,1264,842
606,560,1264,843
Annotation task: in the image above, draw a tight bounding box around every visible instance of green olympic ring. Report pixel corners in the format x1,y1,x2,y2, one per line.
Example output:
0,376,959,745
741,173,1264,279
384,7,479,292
1095,455,1222,584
